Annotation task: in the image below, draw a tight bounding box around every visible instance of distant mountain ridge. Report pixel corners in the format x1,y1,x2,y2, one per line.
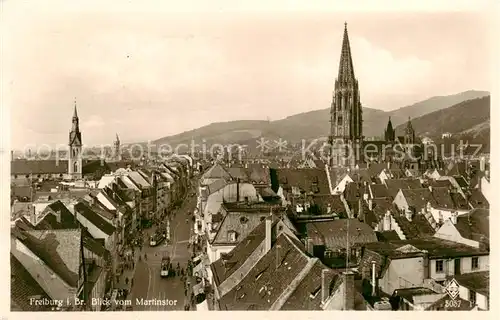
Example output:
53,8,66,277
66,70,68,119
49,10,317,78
138,90,489,149
394,95,490,139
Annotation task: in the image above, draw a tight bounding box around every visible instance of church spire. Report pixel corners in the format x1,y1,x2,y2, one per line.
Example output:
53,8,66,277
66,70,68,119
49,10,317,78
337,22,355,83
73,98,78,119
115,133,120,143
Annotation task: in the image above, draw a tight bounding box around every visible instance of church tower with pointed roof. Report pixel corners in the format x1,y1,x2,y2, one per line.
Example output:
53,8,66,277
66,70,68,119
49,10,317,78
114,133,122,161
404,117,415,145
68,100,83,179
328,23,363,168
384,117,395,142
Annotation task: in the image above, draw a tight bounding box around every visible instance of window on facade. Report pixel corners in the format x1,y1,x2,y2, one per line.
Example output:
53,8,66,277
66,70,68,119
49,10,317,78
25,174,30,178
469,290,476,306
471,257,479,270
435,260,444,273
228,231,237,242
74,162,78,173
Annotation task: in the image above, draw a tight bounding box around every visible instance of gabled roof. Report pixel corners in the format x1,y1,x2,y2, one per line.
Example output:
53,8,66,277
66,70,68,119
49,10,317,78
219,233,333,310
211,217,279,286
10,254,51,311
400,188,432,212
369,184,390,199
98,175,116,189
274,168,330,195
454,271,489,297
363,237,489,260
310,194,346,215
206,179,228,195
391,204,434,239
127,171,151,188
212,211,270,245
226,167,249,181
468,189,489,209
74,202,115,235
429,187,455,210
306,219,377,250
82,229,109,258
33,200,79,230
13,228,82,287
202,163,232,181
455,208,489,243
428,179,452,189
245,165,270,184
385,179,422,198
11,186,32,200
11,160,69,175
453,175,469,188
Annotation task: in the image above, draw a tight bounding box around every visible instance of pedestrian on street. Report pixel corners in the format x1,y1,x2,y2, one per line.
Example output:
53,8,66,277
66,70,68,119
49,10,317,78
125,277,129,285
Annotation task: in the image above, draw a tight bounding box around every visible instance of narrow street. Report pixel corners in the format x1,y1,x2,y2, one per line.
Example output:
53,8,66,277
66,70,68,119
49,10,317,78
129,182,197,310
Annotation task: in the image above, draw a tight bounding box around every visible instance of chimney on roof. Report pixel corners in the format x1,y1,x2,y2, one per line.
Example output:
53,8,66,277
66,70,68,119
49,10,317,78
405,210,413,222
321,269,329,304
371,261,377,296
421,250,429,279
236,178,240,202
450,211,458,225
306,238,314,256
265,213,272,253
480,157,486,172
54,210,61,224
11,150,14,161
383,211,391,231
29,204,36,225
342,271,355,310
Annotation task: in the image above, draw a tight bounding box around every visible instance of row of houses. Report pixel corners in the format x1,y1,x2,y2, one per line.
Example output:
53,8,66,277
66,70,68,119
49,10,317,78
10,155,194,311
188,159,489,311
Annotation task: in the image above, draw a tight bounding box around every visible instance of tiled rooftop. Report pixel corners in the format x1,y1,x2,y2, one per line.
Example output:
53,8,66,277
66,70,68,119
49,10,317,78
10,254,51,311
363,237,489,260
74,202,116,235
454,271,489,296
219,233,311,310
385,179,422,198
455,208,489,244
306,219,377,250
211,218,279,286
14,228,82,287
280,260,338,310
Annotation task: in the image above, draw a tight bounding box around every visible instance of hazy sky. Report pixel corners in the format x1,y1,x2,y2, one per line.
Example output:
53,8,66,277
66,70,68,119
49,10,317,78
3,1,494,148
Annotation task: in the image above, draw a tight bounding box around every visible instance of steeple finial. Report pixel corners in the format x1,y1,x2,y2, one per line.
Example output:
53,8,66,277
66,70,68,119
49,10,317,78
116,133,120,142
337,22,355,82
73,98,78,118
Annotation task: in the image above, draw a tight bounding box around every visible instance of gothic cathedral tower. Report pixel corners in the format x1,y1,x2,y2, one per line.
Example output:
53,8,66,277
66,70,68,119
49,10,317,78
328,23,363,168
68,100,83,179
